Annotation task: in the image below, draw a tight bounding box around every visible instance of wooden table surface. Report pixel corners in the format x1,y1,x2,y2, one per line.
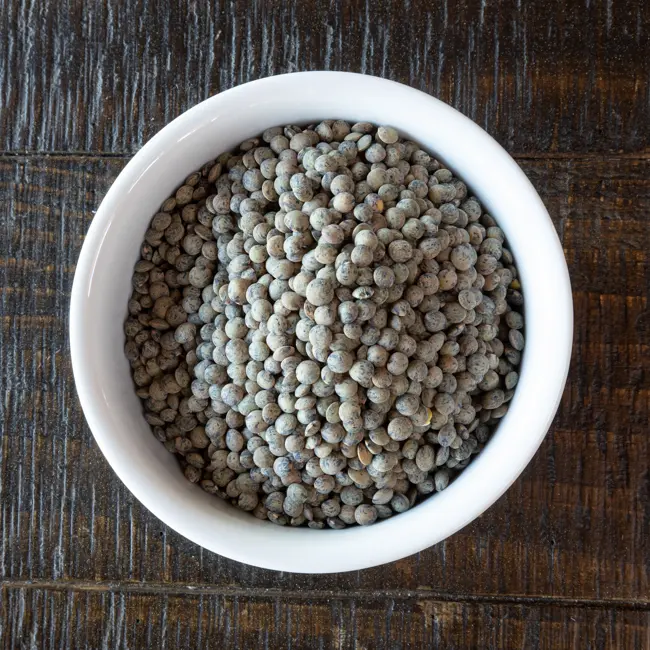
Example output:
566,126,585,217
1,1,649,648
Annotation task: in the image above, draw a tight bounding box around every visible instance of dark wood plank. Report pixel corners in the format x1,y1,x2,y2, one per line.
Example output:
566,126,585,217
1,154,648,602
1,0,648,155
1,587,649,650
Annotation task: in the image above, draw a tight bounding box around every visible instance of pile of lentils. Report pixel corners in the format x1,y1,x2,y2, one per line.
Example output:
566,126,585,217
124,120,525,528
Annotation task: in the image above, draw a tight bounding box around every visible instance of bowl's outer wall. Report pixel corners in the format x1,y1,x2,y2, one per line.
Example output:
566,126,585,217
70,72,573,573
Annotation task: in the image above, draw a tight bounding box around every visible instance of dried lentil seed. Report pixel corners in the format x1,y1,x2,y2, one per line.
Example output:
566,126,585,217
126,120,524,528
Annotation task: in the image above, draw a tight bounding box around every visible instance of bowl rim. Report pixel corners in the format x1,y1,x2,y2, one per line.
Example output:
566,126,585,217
70,71,573,573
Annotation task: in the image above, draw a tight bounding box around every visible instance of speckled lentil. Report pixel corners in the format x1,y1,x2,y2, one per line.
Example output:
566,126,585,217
125,121,524,528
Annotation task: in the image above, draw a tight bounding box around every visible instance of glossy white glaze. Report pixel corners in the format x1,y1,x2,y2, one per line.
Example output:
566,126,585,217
70,72,572,573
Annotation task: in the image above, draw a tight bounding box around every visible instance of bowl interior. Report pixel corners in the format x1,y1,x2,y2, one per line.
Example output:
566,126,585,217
71,72,572,573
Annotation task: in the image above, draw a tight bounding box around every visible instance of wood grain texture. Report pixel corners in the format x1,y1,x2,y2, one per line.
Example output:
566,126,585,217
0,0,649,155
1,155,648,605
2,3,649,643
2,587,649,650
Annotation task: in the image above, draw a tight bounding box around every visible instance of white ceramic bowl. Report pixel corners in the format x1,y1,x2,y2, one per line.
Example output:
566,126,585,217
70,71,572,573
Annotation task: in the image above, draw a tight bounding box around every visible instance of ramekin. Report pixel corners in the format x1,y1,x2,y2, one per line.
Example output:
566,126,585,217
70,72,572,573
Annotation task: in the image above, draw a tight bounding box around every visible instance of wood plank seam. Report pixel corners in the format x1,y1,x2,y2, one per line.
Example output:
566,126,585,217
1,151,650,161
2,581,649,611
